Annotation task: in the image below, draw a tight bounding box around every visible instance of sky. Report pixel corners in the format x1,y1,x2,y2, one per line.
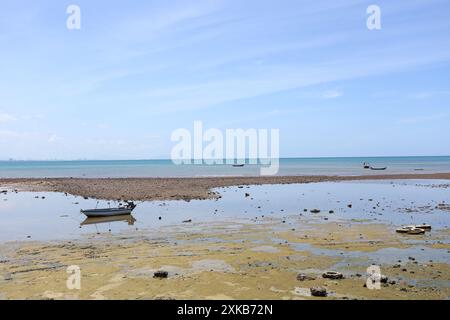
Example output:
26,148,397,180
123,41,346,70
0,0,450,160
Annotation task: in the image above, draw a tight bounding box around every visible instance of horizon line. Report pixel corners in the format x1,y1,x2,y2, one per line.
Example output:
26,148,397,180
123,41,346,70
1,155,450,162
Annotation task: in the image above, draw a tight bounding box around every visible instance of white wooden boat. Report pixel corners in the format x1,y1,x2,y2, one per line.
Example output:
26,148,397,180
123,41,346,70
396,225,426,234
80,202,136,217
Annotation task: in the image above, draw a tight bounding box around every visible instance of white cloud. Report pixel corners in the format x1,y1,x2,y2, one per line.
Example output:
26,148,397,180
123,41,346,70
48,134,59,143
409,90,450,99
0,113,15,123
322,90,343,99
398,113,447,124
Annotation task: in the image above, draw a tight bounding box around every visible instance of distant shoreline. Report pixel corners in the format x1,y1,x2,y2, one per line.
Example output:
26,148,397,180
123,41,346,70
2,172,450,201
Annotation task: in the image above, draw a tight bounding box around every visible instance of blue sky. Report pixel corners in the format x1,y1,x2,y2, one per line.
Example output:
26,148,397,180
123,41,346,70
0,0,449,160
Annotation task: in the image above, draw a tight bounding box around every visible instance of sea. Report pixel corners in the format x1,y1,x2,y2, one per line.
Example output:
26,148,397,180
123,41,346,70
0,156,449,178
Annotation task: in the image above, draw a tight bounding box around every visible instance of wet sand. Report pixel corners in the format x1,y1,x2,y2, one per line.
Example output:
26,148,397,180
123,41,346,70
1,177,449,299
1,219,448,300
2,172,450,201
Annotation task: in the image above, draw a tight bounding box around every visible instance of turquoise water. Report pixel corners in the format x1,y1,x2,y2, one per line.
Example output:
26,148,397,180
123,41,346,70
0,156,450,178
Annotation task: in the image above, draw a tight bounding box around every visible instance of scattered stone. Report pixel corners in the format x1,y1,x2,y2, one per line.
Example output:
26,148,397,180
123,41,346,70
296,274,315,281
153,270,168,278
322,271,344,279
310,286,327,297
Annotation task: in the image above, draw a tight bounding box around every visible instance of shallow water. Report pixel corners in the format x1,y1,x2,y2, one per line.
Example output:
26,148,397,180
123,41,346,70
0,180,449,242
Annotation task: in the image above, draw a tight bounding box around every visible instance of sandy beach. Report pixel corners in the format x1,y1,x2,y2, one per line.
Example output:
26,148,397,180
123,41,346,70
2,172,450,201
1,217,449,300
1,176,449,299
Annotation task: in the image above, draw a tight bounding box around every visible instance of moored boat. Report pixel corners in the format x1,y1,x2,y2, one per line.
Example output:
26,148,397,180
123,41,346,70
395,225,428,234
370,166,387,171
81,201,136,217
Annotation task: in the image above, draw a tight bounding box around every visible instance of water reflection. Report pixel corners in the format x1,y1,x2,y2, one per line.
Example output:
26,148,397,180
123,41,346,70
1,179,449,241
80,214,136,227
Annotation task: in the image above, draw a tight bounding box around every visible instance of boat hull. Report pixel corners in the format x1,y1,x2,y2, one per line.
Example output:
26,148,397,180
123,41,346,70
81,208,133,217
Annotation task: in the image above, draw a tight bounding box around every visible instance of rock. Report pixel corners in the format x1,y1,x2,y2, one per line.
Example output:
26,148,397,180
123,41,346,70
310,286,327,297
153,270,168,278
329,210,334,214
347,204,352,208
245,193,250,197
296,273,315,281
322,271,344,279
380,275,388,283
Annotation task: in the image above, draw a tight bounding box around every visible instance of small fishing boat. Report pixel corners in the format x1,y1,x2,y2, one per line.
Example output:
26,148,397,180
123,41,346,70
81,201,136,217
370,166,387,171
414,224,431,230
232,164,245,167
395,225,426,235
405,227,425,235
363,162,370,169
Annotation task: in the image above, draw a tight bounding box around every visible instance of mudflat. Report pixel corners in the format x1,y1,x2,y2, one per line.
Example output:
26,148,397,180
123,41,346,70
1,219,448,300
2,172,450,201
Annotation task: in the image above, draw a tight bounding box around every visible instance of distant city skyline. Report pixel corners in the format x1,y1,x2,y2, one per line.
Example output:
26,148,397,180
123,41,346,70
1,0,450,160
